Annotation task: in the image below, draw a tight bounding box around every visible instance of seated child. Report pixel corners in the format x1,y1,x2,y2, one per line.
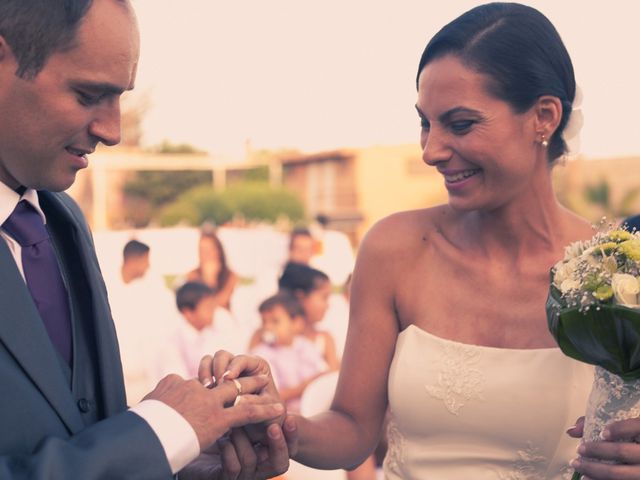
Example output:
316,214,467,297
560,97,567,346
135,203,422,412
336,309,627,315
251,291,327,412
277,261,340,371
153,281,244,380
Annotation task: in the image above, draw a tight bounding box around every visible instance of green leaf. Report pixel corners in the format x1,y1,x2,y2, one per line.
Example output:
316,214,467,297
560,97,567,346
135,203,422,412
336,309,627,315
547,292,640,380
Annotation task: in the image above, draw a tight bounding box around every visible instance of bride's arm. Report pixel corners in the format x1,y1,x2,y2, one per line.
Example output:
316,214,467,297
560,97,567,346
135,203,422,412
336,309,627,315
290,217,403,469
204,217,403,470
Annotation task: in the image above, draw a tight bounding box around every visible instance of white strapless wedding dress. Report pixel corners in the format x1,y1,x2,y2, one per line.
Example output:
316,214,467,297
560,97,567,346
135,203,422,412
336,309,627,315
384,325,593,479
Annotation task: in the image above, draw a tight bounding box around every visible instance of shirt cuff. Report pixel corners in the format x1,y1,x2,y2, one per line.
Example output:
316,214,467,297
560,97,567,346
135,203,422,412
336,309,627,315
130,399,200,474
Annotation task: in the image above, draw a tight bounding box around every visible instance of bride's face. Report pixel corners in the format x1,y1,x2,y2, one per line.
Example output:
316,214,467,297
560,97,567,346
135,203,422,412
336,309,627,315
416,55,542,212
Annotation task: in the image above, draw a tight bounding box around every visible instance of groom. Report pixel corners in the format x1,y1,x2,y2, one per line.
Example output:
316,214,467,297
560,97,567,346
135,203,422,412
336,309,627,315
0,0,295,477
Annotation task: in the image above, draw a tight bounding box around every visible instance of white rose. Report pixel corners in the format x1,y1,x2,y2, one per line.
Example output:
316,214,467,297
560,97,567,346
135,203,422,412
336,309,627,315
553,258,579,289
611,273,640,307
560,278,581,294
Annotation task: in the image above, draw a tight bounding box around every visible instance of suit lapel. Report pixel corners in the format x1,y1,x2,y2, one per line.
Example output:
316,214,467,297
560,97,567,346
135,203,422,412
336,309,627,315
40,192,127,416
0,239,85,433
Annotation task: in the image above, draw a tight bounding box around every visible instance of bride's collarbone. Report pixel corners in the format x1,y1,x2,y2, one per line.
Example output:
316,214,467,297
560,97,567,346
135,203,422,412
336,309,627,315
409,310,554,349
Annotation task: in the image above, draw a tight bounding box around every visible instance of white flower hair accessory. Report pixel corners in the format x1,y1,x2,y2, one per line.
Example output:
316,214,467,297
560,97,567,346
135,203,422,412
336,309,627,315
563,85,583,157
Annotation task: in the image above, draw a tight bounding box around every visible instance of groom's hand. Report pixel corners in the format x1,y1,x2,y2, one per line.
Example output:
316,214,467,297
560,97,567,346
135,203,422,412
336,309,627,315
179,416,298,480
219,418,298,479
144,373,284,451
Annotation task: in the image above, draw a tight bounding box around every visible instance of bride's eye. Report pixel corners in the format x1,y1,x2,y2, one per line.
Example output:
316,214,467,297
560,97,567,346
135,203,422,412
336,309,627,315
450,120,475,134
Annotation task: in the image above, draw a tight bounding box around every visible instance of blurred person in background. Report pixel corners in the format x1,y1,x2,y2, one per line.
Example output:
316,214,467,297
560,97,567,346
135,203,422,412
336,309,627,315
318,273,352,360
120,239,150,284
287,227,316,266
309,214,355,287
154,282,246,380
277,262,340,373
251,292,326,413
185,223,238,311
109,239,175,404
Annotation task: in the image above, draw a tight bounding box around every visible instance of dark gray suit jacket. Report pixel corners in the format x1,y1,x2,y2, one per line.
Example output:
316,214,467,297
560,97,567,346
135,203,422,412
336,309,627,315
0,191,173,479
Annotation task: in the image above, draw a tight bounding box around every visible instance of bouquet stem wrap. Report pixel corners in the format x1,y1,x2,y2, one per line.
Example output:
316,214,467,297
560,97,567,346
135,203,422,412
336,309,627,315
570,367,640,480
547,228,640,480
583,366,640,442
547,290,640,479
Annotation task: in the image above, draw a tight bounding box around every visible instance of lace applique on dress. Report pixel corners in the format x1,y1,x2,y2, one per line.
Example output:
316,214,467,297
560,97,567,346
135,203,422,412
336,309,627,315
498,442,547,480
383,417,406,474
424,342,485,414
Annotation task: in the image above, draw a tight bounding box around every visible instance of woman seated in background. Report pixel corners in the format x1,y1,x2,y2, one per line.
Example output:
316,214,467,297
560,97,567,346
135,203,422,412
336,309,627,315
185,223,238,310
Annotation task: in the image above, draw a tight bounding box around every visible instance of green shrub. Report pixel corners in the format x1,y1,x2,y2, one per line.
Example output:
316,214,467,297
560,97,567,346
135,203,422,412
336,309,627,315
158,182,304,226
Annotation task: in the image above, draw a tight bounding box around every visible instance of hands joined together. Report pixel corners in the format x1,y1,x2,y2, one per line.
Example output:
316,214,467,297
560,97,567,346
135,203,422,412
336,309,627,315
146,351,298,480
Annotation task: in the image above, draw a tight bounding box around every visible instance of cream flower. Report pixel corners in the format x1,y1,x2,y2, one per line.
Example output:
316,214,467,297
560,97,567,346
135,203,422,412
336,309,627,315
560,278,581,294
564,240,588,260
553,258,579,290
611,273,640,307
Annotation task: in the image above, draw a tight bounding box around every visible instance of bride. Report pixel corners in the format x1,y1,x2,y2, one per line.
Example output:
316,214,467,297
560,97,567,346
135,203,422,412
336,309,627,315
206,3,640,479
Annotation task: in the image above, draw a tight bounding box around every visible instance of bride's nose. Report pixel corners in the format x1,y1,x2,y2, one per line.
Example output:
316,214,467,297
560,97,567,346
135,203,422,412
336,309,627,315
421,126,452,166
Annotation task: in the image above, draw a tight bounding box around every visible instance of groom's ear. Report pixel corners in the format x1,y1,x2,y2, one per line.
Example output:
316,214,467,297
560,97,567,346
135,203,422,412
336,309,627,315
0,35,8,65
533,95,563,139
0,35,19,80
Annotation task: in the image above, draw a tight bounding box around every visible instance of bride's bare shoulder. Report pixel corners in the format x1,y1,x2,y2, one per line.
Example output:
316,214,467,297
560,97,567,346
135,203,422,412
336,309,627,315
359,205,448,255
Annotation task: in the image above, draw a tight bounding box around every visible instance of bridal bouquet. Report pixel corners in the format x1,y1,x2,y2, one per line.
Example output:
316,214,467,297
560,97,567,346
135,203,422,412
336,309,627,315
546,227,640,477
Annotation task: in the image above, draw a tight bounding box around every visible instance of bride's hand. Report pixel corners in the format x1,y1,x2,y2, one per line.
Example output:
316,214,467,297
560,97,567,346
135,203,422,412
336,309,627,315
571,418,640,479
197,351,273,390
197,352,286,444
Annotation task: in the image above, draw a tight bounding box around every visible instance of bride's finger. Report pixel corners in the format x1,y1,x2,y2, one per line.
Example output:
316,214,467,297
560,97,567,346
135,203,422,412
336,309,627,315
573,454,640,479
219,354,272,382
602,418,640,442
197,354,215,387
212,350,236,384
578,439,640,465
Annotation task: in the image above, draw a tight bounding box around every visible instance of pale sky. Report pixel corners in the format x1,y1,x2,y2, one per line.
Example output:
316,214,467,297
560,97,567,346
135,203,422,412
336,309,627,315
131,0,640,160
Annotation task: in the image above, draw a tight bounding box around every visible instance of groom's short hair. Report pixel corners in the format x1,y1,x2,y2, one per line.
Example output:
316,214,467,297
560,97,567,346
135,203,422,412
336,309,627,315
0,0,128,79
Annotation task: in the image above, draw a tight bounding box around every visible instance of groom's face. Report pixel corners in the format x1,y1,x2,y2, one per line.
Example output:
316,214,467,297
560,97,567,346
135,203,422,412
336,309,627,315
0,0,140,192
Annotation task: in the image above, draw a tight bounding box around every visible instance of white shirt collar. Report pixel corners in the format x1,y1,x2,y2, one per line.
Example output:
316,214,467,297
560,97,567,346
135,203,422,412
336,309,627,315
0,182,47,226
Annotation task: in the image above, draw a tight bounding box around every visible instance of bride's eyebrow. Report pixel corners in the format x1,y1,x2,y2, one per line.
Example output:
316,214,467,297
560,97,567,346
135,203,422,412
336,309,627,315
439,107,483,123
414,105,483,122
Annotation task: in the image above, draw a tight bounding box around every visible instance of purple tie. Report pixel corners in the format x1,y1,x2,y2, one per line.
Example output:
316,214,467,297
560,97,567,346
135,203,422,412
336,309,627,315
3,201,72,364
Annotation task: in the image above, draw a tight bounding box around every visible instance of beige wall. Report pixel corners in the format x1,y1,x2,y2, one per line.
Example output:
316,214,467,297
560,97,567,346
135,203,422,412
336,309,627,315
552,156,640,222
353,144,447,240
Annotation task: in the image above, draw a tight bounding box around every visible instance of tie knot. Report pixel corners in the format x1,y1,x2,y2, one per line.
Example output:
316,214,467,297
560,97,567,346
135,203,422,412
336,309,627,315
2,200,49,247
